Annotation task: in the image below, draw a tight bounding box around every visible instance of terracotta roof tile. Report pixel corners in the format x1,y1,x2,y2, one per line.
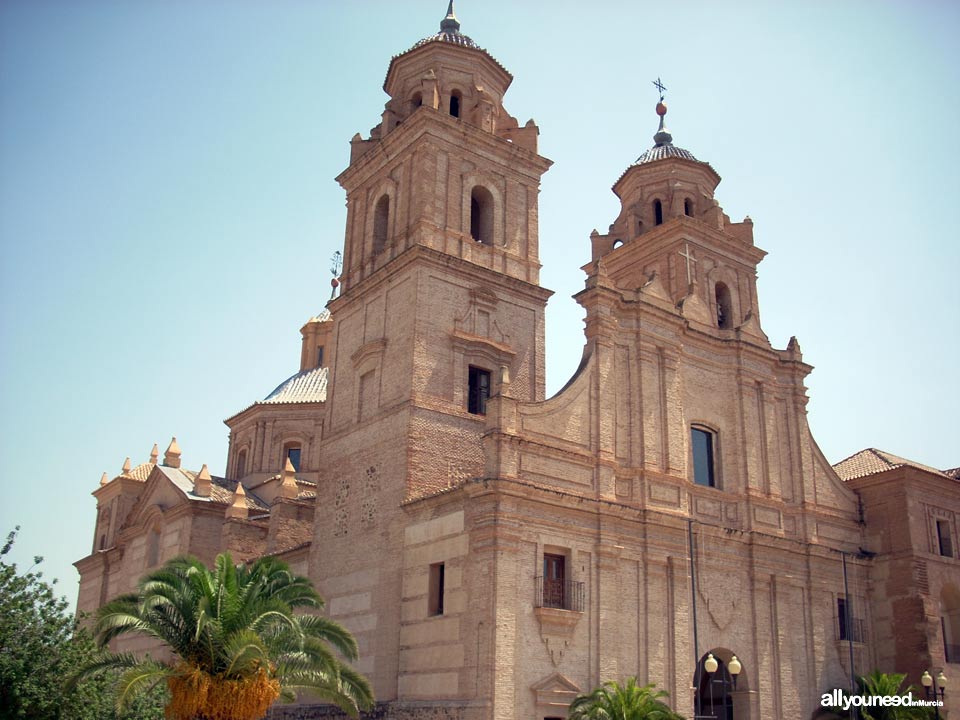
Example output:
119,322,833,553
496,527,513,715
833,448,955,482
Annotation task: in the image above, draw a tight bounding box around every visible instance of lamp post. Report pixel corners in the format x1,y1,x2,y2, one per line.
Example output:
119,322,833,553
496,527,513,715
921,670,947,720
701,653,742,719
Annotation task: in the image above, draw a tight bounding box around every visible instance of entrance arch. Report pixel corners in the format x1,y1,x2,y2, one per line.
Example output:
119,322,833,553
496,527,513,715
693,649,746,719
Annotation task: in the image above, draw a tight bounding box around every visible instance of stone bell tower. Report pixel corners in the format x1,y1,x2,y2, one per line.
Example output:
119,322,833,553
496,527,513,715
313,3,553,699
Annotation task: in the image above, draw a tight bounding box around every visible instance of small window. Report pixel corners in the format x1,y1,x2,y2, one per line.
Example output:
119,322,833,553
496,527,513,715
837,597,863,642
317,345,324,368
654,199,663,226
691,427,716,487
99,534,107,550
236,449,247,479
373,194,390,254
470,185,494,245
938,520,954,558
684,198,694,216
715,282,733,329
428,562,445,616
450,91,461,118
411,92,422,109
612,239,624,250
468,366,491,415
286,445,302,472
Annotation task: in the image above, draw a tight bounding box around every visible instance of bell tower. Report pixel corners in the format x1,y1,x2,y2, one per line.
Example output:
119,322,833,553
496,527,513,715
314,5,554,697
323,2,553,501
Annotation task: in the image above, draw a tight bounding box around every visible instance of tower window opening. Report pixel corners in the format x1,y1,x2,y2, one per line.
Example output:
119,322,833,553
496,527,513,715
428,562,445,616
468,366,491,415
373,194,390,254
285,444,302,472
684,198,694,216
450,91,461,118
691,426,717,488
317,345,324,368
470,186,494,245
715,282,733,329
236,449,247,479
654,199,663,226
612,239,624,250
411,92,422,109
938,520,954,557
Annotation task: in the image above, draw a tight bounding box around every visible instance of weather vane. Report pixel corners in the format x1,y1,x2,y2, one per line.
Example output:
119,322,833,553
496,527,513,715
329,250,342,300
652,77,667,103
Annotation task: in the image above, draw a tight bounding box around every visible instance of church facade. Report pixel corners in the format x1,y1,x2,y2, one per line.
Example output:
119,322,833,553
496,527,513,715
75,6,959,719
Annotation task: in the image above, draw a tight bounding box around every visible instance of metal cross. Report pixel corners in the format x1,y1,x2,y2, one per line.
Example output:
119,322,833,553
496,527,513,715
652,77,667,102
678,242,697,286
330,250,343,277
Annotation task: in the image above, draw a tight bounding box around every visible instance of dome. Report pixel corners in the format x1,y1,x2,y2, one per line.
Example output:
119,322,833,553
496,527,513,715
408,2,481,52
634,143,699,165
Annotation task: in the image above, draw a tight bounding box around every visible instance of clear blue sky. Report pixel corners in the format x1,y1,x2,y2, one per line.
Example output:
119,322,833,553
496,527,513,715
1,1,958,596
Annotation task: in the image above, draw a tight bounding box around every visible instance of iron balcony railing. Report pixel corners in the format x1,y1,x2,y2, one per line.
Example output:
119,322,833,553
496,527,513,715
945,643,960,664
837,616,866,643
535,576,584,613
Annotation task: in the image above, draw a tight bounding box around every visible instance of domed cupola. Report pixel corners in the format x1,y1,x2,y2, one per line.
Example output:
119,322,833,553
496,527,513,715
632,100,700,165
410,1,481,51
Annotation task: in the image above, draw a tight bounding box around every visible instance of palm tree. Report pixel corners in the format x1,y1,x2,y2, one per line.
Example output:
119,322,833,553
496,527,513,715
568,677,685,720
73,553,374,720
829,670,933,720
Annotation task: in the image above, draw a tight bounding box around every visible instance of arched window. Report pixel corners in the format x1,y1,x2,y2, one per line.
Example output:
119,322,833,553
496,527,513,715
654,199,663,226
450,91,461,118
691,426,717,488
373,194,389,254
470,186,494,245
684,198,694,216
236,449,247,479
411,92,422,110
715,282,733,329
612,239,624,250
146,526,161,568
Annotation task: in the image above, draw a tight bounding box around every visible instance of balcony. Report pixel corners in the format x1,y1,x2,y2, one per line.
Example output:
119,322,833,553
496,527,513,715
535,576,585,613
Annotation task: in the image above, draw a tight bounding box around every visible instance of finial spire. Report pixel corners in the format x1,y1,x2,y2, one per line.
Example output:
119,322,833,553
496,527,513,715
651,77,673,147
100,472,109,487
149,443,159,465
121,457,132,474
163,437,182,469
195,463,212,497
280,457,299,499
225,482,248,520
440,0,460,33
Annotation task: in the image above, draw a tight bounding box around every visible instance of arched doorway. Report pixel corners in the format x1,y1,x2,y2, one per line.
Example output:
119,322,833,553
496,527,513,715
694,651,738,719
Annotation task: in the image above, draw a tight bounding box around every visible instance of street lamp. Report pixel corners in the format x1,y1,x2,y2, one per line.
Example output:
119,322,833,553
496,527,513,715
700,653,742,719
921,670,947,720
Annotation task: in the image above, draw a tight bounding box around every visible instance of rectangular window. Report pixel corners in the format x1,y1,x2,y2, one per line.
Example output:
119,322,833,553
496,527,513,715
468,366,491,415
317,346,324,368
542,553,566,609
938,520,953,557
286,446,301,472
428,562,445,616
691,427,716,487
837,597,863,642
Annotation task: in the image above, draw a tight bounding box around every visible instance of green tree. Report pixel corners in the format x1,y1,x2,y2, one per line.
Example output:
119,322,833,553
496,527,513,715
0,526,165,720
568,677,685,720
830,670,934,720
75,552,374,720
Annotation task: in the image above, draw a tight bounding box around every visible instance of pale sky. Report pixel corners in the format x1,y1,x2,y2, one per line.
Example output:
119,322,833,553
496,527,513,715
1,0,958,594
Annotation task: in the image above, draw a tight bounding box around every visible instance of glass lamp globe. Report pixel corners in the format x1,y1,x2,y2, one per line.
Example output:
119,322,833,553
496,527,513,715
704,653,719,673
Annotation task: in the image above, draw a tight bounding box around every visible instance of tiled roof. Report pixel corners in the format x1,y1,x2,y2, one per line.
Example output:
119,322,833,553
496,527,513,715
262,366,328,405
155,465,270,511
305,309,331,324
411,28,480,51
634,143,699,165
943,467,960,480
119,461,154,482
833,448,956,482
